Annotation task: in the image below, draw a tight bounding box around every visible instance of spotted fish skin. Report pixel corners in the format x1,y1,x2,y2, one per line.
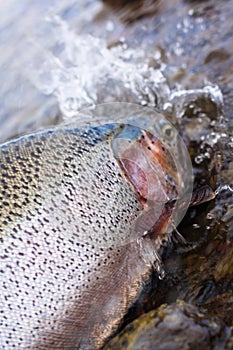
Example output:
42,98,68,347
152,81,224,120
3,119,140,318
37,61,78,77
0,123,167,349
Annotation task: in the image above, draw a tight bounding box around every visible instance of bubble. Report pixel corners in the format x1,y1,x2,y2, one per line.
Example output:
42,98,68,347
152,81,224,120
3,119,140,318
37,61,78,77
77,103,193,238
168,84,224,120
195,155,205,164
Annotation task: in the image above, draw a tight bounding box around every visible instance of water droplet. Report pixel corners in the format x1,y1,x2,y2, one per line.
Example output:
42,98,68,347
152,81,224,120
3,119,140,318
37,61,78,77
192,223,201,229
158,267,165,280
195,155,204,164
106,21,114,32
206,213,215,220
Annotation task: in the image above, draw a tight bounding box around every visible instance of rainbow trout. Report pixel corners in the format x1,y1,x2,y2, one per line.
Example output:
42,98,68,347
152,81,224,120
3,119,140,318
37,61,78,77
0,121,184,349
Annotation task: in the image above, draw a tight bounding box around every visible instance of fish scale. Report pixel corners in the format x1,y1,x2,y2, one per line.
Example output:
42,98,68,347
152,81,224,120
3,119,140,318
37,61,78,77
0,123,156,349
0,121,180,349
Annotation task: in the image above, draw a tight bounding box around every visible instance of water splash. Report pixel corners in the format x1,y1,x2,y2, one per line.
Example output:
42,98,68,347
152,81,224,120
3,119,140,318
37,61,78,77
165,84,224,119
29,16,170,118
215,185,233,196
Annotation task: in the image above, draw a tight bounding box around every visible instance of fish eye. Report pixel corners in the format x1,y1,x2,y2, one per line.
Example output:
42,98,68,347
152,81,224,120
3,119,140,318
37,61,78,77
161,123,174,140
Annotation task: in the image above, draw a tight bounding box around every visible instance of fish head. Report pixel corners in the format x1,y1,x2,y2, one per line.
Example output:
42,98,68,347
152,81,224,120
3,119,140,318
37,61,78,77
111,119,192,253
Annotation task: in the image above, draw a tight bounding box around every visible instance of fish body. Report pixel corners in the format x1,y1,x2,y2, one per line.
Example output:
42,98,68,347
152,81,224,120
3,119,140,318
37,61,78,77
0,122,178,349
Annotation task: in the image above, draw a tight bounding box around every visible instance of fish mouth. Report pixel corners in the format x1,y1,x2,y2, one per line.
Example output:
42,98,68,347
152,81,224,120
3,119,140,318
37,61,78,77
113,126,179,207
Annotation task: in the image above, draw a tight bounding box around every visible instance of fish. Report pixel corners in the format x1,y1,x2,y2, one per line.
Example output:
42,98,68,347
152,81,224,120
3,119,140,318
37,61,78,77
0,120,189,349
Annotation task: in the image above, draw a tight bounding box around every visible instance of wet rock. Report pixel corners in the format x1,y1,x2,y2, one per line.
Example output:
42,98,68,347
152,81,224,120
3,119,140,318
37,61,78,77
102,0,160,23
104,301,230,350
204,293,233,327
214,245,233,282
103,0,139,8
204,49,231,65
